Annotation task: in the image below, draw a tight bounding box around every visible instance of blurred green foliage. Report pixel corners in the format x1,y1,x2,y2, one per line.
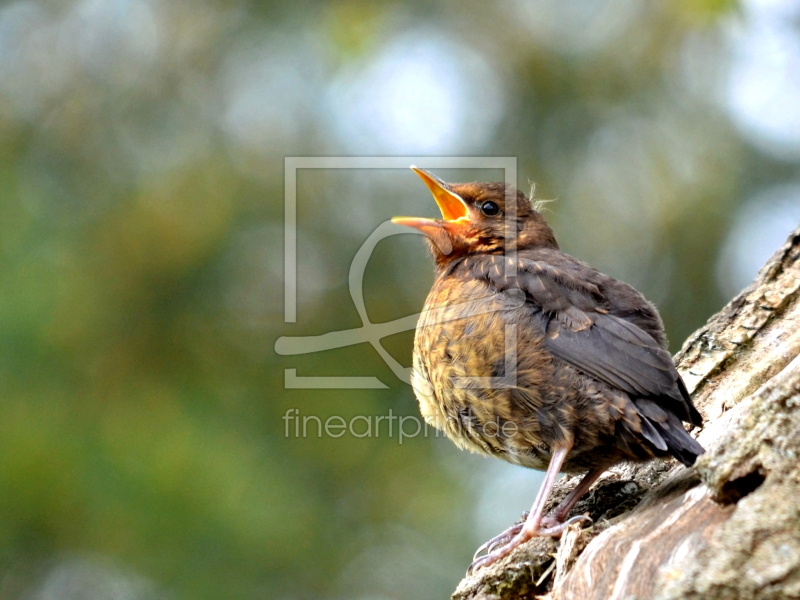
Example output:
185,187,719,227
0,0,798,598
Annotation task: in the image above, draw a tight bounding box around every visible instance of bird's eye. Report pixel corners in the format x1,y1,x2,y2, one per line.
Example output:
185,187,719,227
480,201,501,217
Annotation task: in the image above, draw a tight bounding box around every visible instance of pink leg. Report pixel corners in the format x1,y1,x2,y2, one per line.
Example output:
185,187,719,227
469,445,571,574
539,464,608,529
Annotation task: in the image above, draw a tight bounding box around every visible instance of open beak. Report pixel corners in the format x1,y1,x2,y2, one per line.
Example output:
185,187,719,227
392,166,470,232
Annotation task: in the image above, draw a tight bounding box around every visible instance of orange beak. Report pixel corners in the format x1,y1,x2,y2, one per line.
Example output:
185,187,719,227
392,167,470,232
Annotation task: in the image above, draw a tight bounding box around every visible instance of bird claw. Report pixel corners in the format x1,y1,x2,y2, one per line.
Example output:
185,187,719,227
472,523,524,562
468,529,529,575
471,510,532,561
540,513,592,534
467,514,593,575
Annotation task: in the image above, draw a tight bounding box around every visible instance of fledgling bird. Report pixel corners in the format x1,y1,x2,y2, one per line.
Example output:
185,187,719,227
392,167,704,573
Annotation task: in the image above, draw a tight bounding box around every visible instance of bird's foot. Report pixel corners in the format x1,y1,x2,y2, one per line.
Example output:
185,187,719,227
467,514,592,575
471,523,524,562
471,510,531,561
540,511,592,531
540,513,592,535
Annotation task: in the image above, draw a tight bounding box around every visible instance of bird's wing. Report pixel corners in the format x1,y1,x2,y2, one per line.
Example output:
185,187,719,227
467,254,701,427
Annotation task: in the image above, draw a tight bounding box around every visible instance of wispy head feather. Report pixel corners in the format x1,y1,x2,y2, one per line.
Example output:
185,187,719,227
527,180,555,213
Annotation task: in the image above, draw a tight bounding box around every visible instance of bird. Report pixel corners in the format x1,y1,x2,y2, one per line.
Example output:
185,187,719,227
391,167,705,573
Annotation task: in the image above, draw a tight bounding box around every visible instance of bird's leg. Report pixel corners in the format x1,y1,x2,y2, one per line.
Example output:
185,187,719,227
469,444,571,574
538,464,609,532
472,461,612,563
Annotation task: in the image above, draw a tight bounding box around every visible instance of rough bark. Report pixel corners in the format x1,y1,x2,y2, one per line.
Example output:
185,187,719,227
453,225,800,600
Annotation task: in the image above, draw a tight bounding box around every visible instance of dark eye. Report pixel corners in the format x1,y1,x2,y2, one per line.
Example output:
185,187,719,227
480,201,500,217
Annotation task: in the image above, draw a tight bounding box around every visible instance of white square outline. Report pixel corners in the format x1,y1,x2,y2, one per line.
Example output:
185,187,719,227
282,156,518,388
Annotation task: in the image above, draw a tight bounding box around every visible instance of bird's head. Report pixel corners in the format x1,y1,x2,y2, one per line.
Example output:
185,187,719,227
392,167,558,267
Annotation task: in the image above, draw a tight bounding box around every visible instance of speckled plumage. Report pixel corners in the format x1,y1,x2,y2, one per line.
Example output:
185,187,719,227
412,249,699,473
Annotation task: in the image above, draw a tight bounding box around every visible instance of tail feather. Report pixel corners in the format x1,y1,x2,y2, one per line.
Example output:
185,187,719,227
650,412,704,466
633,397,705,467
677,377,704,428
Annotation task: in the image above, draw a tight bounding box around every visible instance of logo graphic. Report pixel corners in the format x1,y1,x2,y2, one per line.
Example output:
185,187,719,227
276,156,517,389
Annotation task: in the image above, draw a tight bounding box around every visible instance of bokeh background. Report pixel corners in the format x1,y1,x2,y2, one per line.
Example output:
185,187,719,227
1,0,800,598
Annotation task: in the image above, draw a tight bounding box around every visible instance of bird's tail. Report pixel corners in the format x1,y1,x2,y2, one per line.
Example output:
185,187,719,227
633,398,705,467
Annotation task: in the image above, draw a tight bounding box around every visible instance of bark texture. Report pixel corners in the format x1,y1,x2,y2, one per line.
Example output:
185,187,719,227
453,225,800,600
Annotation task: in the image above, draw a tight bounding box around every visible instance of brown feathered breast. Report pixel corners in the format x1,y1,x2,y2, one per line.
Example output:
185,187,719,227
412,248,702,474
